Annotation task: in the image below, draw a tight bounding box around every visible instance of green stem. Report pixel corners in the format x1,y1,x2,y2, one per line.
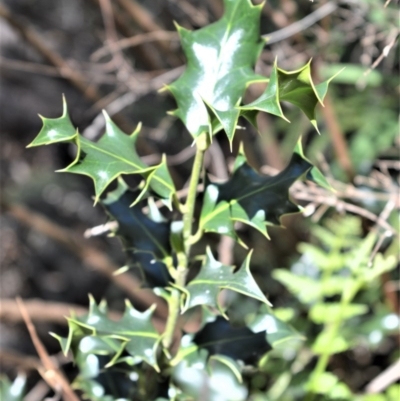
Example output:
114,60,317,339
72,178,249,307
162,133,208,350
183,135,207,254
305,280,361,401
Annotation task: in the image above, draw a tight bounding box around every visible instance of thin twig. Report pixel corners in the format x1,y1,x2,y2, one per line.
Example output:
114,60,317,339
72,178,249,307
82,65,184,139
263,2,338,44
0,4,100,103
0,298,166,334
2,201,168,318
92,31,179,61
16,298,80,401
0,57,117,84
366,359,400,394
115,0,181,66
363,30,399,77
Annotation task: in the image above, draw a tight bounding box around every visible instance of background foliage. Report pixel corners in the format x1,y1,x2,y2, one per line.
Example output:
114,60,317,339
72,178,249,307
0,0,398,400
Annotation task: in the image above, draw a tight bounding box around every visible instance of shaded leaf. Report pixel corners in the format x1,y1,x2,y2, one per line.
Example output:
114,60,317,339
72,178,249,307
55,296,161,370
28,102,175,205
241,60,338,132
180,248,270,314
102,180,172,288
200,149,313,241
193,316,272,365
172,344,248,401
167,0,266,142
293,137,333,191
248,305,304,349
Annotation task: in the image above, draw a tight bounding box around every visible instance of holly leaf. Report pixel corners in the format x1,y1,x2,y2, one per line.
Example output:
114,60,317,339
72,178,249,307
294,136,333,191
179,248,270,313
27,96,77,146
101,180,172,288
166,0,266,143
28,101,175,206
172,339,249,401
193,316,271,365
200,147,313,241
52,296,161,370
248,305,304,350
240,60,338,133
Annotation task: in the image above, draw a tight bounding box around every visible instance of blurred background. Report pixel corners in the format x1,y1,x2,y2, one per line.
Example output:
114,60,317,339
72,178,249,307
0,0,399,399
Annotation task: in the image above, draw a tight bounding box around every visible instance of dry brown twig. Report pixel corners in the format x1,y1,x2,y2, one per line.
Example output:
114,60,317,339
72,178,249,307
92,31,179,61
2,201,168,318
0,4,100,104
16,298,80,401
0,298,166,334
263,2,338,44
115,0,181,66
363,28,399,79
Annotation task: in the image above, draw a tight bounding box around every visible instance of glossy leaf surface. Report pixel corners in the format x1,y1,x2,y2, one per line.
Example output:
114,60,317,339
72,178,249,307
0,375,26,401
28,102,175,206
180,248,270,313
200,148,313,241
173,348,248,401
101,181,172,288
27,96,77,146
167,0,266,142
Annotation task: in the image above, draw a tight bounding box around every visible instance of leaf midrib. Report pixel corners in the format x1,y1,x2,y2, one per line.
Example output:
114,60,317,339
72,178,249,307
80,137,173,190
201,170,303,227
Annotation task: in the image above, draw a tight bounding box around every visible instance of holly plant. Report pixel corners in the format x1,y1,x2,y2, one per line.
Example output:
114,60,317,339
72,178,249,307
28,1,337,399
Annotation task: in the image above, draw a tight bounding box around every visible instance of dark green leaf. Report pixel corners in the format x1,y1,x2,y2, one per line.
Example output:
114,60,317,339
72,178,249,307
166,0,266,142
200,149,313,241
102,180,172,288
193,316,272,365
294,137,333,191
180,248,270,313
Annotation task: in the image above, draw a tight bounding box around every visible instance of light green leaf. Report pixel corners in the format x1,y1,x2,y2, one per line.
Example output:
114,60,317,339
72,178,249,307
28,103,175,205
27,96,77,146
306,372,338,394
312,331,350,355
309,302,368,324
56,296,161,370
181,248,270,313
272,269,321,304
167,0,266,142
241,60,339,133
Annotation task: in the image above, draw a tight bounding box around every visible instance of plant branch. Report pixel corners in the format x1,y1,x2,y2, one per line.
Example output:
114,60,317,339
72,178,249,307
162,133,208,350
